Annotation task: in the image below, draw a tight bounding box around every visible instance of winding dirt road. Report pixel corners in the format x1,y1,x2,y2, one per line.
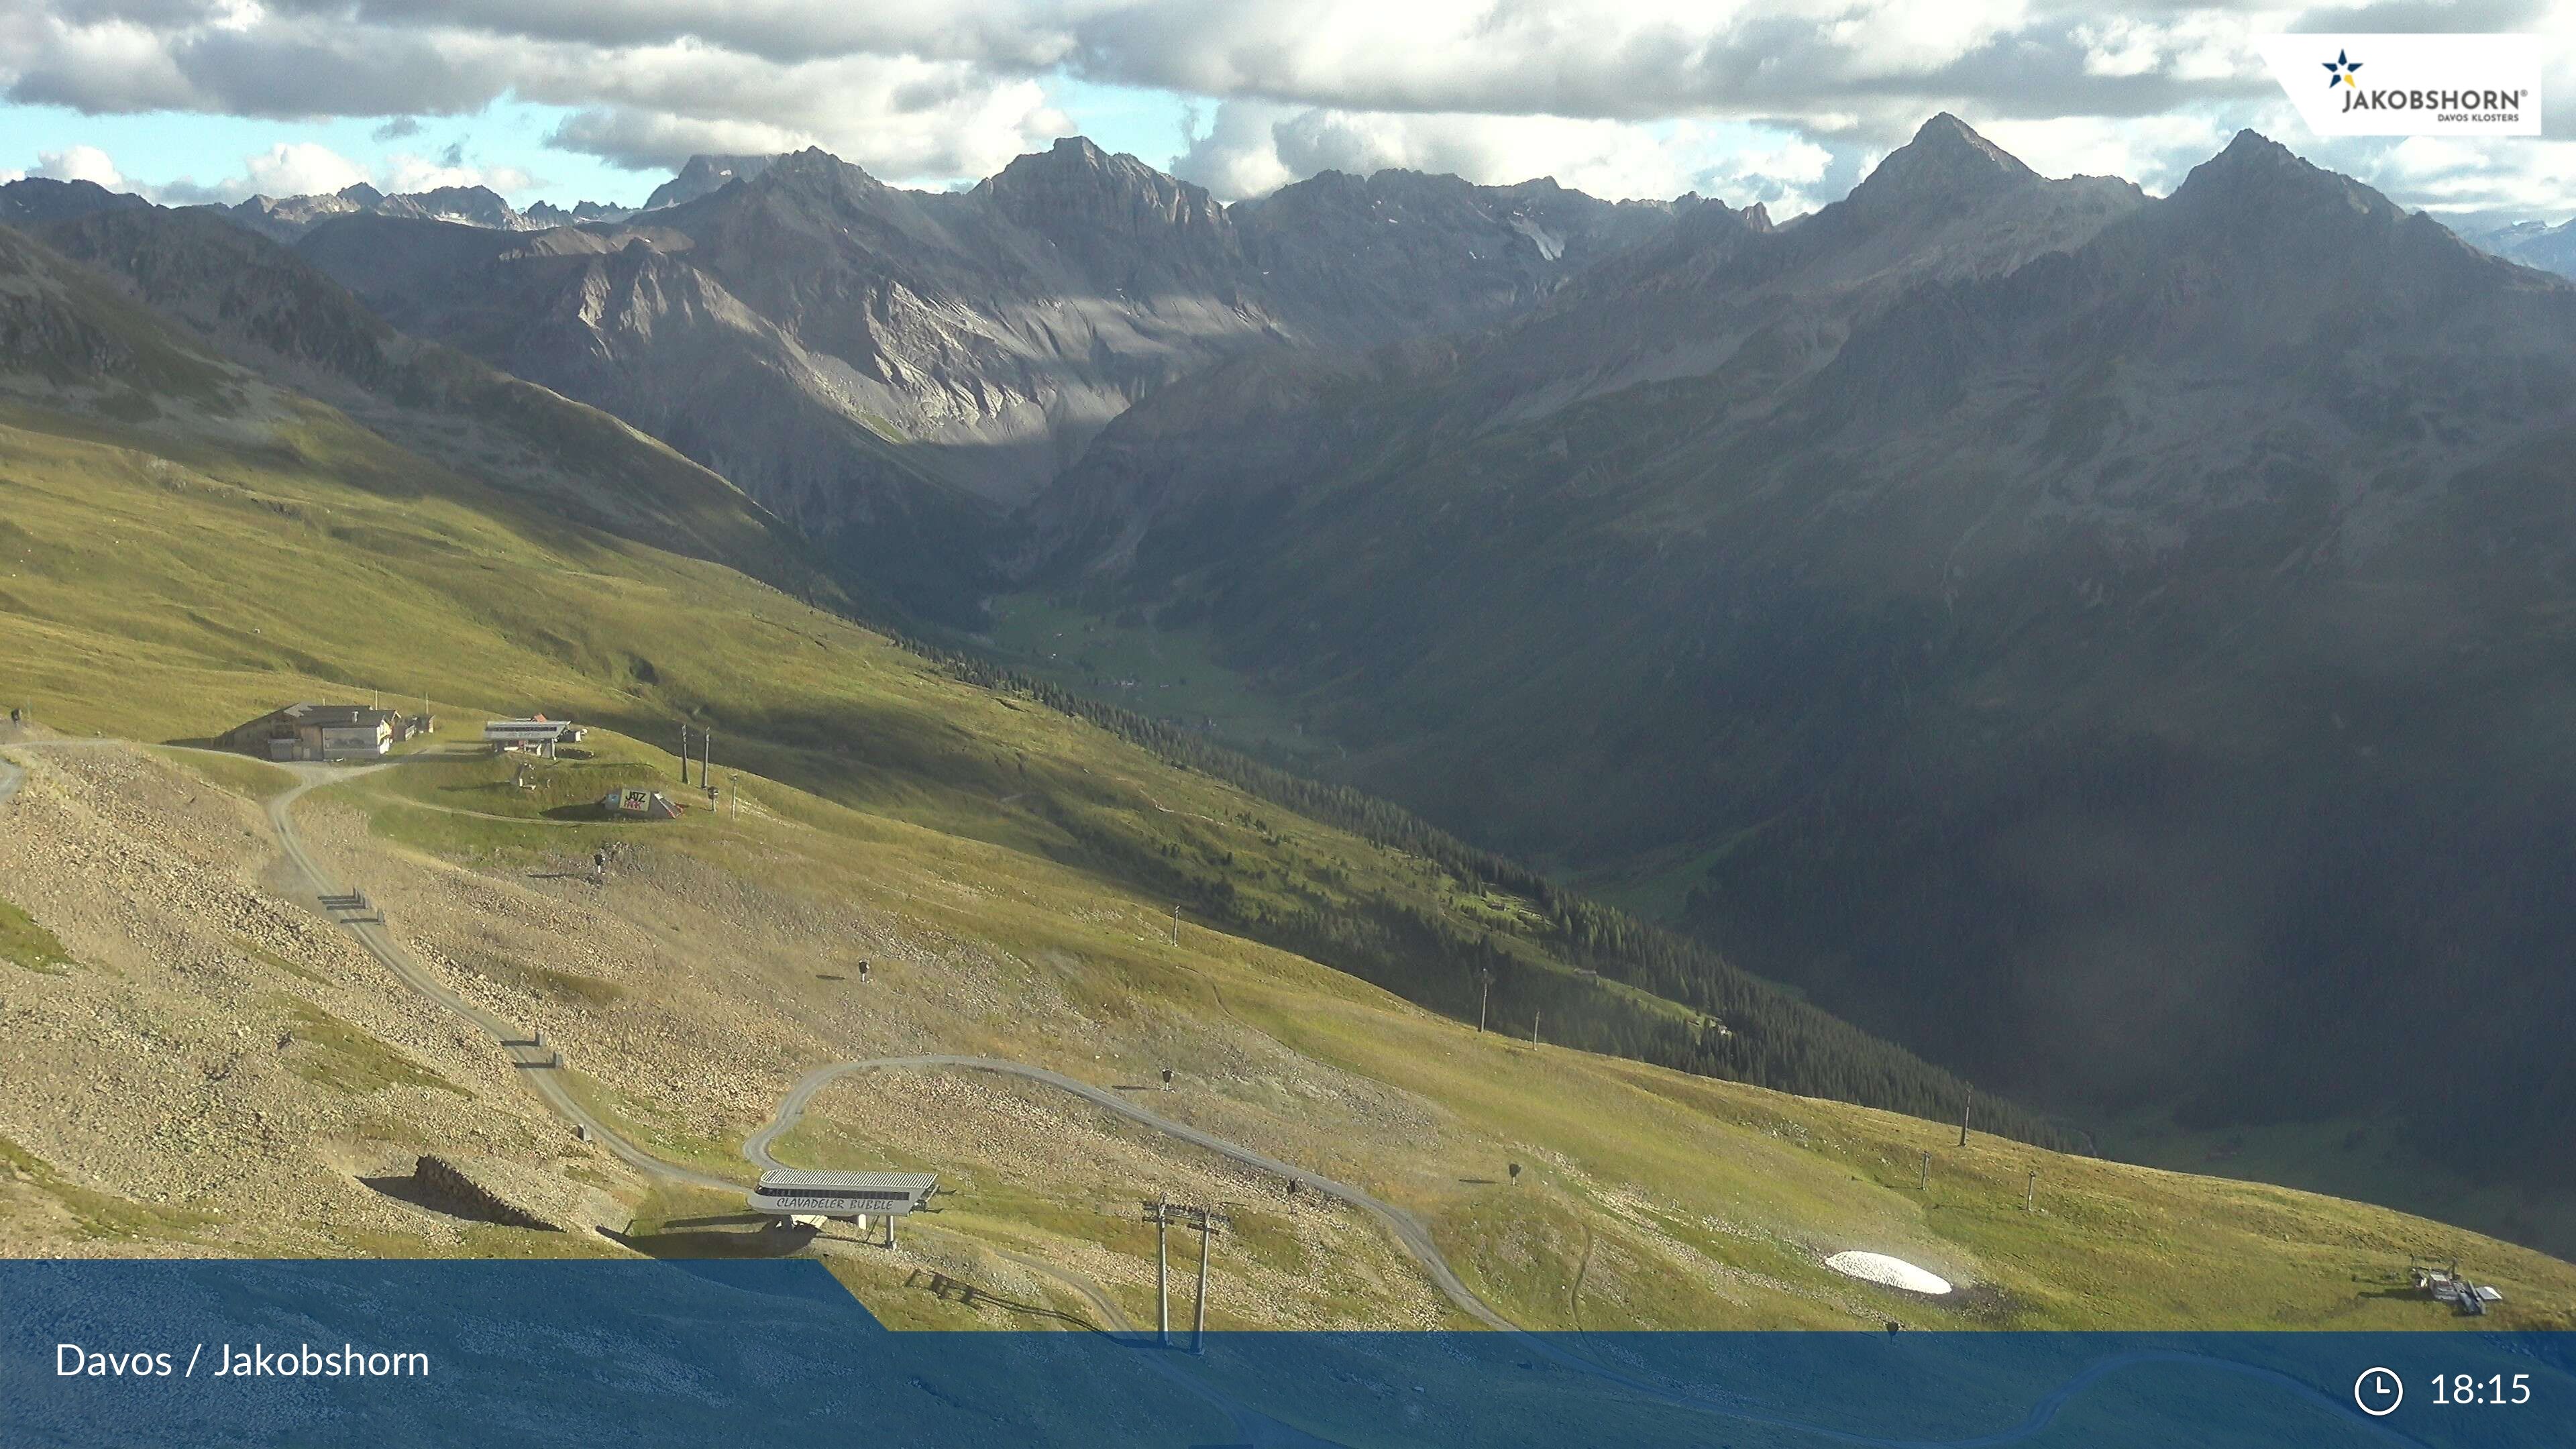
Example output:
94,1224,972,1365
3,738,736,1190
262,762,741,1192
0,737,2422,1449
745,1055,1516,1330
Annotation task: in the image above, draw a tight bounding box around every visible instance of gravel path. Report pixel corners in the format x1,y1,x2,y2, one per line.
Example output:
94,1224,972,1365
262,763,743,1193
745,1055,1517,1330
5,739,739,1192
0,739,2410,1448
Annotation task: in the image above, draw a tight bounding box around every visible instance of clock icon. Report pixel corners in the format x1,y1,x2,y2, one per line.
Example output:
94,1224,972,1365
2355,1366,2404,1417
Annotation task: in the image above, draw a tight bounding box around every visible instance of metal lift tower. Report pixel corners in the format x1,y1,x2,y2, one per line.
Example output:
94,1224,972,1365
1141,1197,1230,1352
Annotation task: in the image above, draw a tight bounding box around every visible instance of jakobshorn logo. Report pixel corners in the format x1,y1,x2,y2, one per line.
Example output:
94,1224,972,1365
2258,34,2541,136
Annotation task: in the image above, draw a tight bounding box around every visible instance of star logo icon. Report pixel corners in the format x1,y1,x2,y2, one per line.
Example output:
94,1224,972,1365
2322,49,2363,89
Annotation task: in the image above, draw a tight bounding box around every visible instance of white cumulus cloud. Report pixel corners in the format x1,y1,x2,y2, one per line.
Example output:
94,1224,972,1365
1174,104,1849,209
34,143,125,188
382,152,536,195
3,0,2574,215
240,140,368,197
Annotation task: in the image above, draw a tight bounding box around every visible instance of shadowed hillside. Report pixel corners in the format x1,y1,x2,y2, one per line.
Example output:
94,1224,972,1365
1017,120,2576,1252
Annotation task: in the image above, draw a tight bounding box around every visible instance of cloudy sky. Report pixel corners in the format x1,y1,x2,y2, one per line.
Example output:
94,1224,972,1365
2,1,2571,222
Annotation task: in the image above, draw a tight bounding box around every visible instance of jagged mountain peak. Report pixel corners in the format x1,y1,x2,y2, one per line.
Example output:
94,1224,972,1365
759,146,863,180
2165,126,2410,227
337,182,385,207
2212,128,2299,168
396,184,519,226
2176,128,2335,192
983,136,1209,203
411,183,504,204
641,153,780,211
1022,135,1134,174
1847,113,2039,212
523,198,634,225
743,146,890,203
975,136,1229,249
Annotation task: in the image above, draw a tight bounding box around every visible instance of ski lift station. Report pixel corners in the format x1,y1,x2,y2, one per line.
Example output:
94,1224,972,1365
749,1169,937,1246
483,716,582,755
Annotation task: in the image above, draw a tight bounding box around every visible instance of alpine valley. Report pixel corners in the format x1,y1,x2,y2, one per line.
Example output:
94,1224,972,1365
9,109,2576,1292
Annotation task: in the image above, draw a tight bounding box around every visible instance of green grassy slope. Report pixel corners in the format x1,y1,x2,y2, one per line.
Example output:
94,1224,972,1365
98,723,2576,1331
0,205,2067,1148
6,222,2575,1326
0,384,2048,1145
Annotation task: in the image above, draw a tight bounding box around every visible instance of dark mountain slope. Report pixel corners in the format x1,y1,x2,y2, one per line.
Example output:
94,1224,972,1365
0,176,150,228
1034,115,2151,580
1230,168,1678,348
1018,121,2576,1212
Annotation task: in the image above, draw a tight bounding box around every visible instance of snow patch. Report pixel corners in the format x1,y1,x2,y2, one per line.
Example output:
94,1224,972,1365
1510,217,1564,262
1825,1251,1952,1295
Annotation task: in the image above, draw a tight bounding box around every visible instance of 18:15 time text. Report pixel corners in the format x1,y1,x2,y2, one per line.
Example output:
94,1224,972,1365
2430,1373,2530,1405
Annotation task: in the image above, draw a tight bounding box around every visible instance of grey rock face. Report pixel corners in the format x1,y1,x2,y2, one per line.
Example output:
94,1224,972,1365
1034,115,2153,578
524,199,637,226
28,204,844,606
641,154,777,211
218,182,550,241
281,139,1678,599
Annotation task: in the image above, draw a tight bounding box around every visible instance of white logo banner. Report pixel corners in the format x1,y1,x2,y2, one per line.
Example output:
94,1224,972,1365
2257,34,2541,136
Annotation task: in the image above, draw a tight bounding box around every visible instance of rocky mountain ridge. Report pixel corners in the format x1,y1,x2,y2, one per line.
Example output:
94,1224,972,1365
1014,118,2576,1215
254,136,1677,619
2473,215,2576,279
219,182,637,241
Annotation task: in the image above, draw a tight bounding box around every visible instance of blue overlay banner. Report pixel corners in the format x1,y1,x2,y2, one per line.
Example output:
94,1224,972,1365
2,1260,2571,1446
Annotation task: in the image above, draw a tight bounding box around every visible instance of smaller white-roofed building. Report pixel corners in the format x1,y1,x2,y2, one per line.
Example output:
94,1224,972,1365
749,1169,936,1245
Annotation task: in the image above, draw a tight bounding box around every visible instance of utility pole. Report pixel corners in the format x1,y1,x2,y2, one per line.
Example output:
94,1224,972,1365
1171,903,1180,945
1192,1210,1214,1354
1141,1197,1225,1352
1919,1150,1930,1190
1477,969,1491,1032
1152,1194,1171,1347
1532,1011,1542,1046
1959,1087,1973,1147
679,723,690,785
2025,1171,2037,1213
702,726,712,795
